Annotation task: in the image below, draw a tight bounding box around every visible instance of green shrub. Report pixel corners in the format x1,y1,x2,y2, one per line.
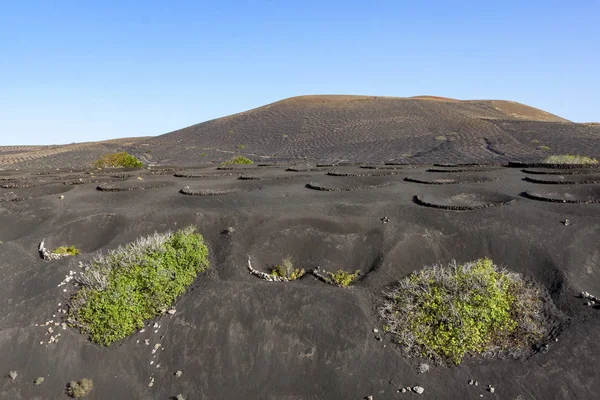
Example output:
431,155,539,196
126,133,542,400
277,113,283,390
326,269,360,287
236,144,247,150
93,152,143,169
67,227,209,346
543,154,598,164
530,139,540,144
52,246,80,256
537,146,551,151
434,136,447,141
271,256,305,280
66,378,93,397
222,156,253,165
379,258,546,365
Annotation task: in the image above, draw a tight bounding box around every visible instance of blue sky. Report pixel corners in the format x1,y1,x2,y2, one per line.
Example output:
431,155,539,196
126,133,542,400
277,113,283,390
1,1,598,145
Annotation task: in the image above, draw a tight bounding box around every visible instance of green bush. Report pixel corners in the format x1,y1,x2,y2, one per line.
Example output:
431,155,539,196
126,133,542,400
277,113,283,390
52,246,80,256
236,144,247,150
543,154,598,164
222,156,253,165
379,258,545,365
66,378,93,397
93,152,143,169
326,269,360,287
271,256,305,280
538,146,551,151
67,227,209,346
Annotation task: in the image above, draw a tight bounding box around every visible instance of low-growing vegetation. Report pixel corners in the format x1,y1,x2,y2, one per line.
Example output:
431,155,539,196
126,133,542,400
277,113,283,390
67,378,93,397
271,256,305,280
538,146,551,151
222,156,253,165
326,269,360,287
543,154,598,165
93,152,143,169
434,135,447,141
379,258,546,365
52,246,80,256
67,226,209,346
236,144,247,149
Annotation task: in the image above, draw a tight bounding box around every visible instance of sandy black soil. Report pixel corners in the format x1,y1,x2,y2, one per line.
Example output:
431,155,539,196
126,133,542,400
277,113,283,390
1,163,599,399
2,95,599,169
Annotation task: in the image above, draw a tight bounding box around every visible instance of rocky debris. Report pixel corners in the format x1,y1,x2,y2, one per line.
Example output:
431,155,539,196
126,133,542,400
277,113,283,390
381,216,390,223
373,328,379,333
412,386,424,394
468,379,474,385
167,308,177,315
38,239,70,261
175,370,183,378
562,219,570,226
366,396,373,400
247,257,288,282
223,226,235,235
417,363,430,374
581,291,599,304
148,376,155,387
487,385,495,393
59,195,64,200
8,371,17,380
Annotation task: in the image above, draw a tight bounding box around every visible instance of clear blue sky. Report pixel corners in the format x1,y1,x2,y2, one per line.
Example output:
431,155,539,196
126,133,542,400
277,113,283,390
1,1,598,145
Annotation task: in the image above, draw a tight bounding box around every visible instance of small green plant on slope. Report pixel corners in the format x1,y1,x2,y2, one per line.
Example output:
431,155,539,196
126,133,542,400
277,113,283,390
543,154,598,165
537,146,551,151
67,226,209,346
66,378,93,397
434,136,447,141
379,258,546,365
222,156,253,165
236,144,247,150
93,152,143,169
52,246,80,256
271,255,305,280
326,269,360,287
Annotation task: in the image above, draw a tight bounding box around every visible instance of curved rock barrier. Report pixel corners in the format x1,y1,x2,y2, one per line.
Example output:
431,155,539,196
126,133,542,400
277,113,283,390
0,185,74,202
433,163,501,167
361,165,411,170
508,161,600,169
426,167,498,173
173,172,239,178
286,167,321,172
305,182,391,192
413,191,516,210
522,168,600,175
522,187,600,204
38,239,71,261
404,175,498,185
179,186,260,196
523,175,600,185
96,181,174,192
238,175,262,180
327,171,400,177
247,257,289,282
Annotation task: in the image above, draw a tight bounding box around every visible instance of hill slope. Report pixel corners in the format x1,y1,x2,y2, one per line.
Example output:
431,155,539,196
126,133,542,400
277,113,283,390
136,95,598,165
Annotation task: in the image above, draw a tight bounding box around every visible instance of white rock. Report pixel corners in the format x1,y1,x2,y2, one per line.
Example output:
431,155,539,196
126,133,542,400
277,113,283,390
413,386,424,394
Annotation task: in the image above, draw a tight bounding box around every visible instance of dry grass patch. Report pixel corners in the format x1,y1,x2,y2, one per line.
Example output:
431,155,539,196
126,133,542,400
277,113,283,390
543,154,598,164
67,378,93,397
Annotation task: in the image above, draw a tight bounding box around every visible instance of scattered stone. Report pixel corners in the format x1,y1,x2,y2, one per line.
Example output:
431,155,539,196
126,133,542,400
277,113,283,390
412,386,424,394
381,216,390,223
175,370,183,378
417,363,430,374
8,371,17,380
59,195,64,200
373,328,379,333
475,381,479,386
401,388,407,393
468,379,474,385
144,339,150,345
224,226,235,235
562,219,570,226
153,323,159,328
366,396,373,400
168,308,176,315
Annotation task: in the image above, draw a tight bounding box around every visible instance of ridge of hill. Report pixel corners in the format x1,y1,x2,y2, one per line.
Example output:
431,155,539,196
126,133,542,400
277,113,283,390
136,95,596,166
